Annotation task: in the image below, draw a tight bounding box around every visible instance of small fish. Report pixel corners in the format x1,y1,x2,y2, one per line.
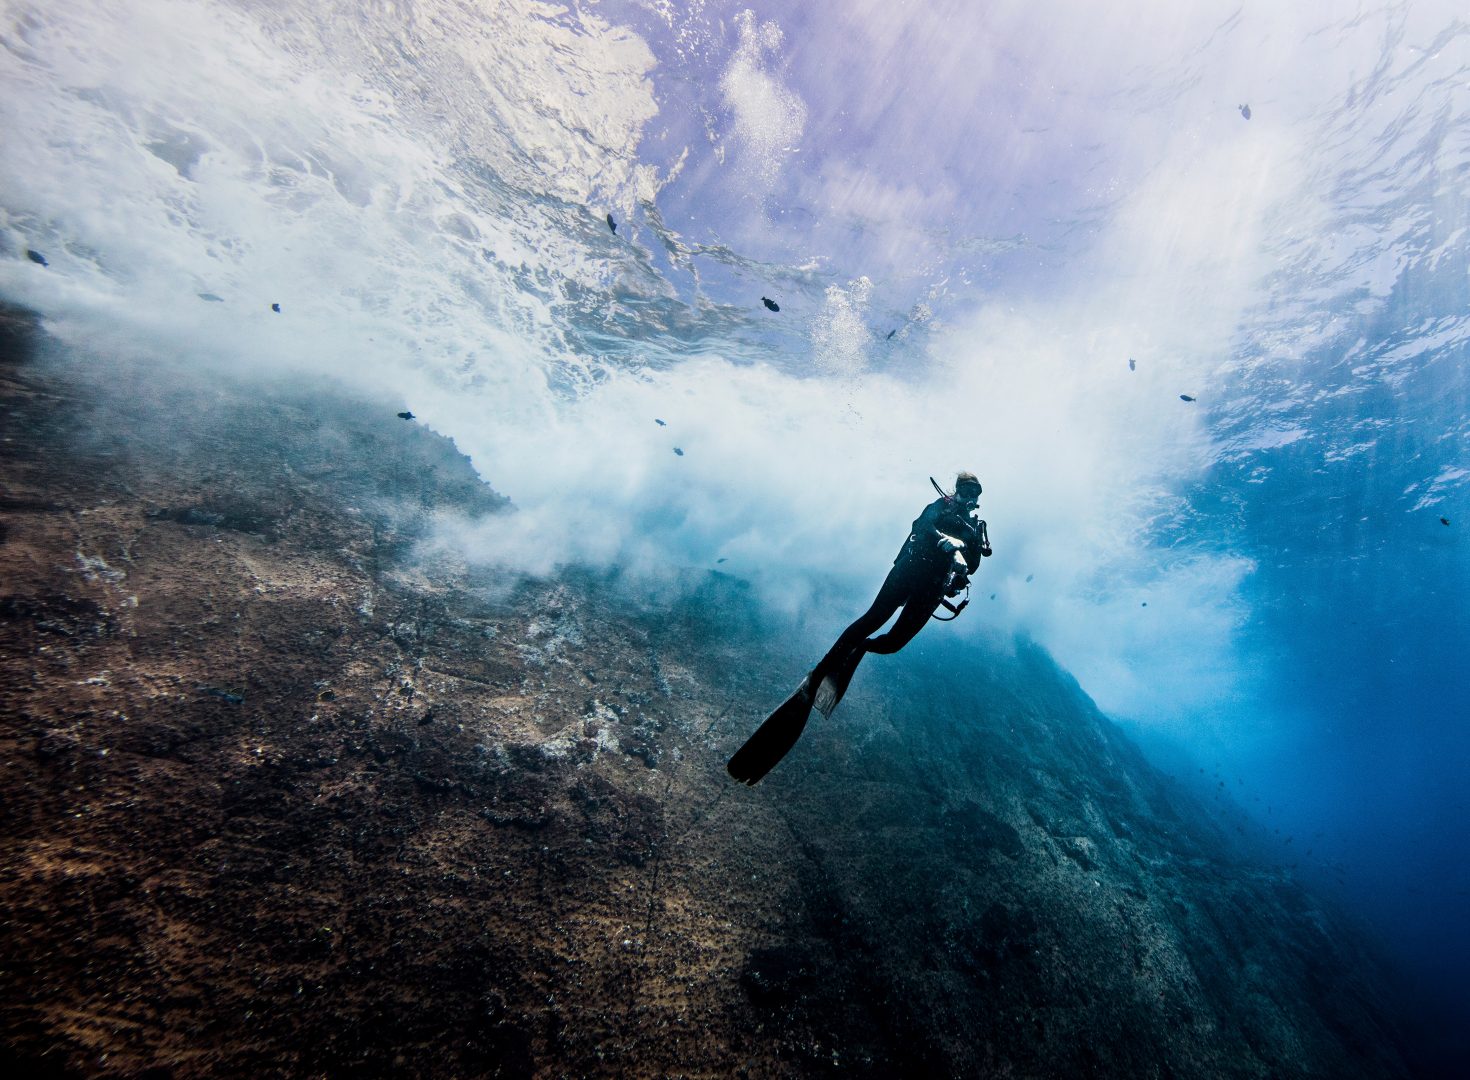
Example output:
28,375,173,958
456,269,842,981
1239,104,1252,120
762,297,780,312
989,593,996,600
1440,517,1451,526
26,249,48,266
1141,601,1148,607
1025,573,1034,583
886,329,897,340
673,447,684,456
606,213,617,234
197,292,224,302
203,687,244,705
716,557,727,564
1180,394,1196,402
655,418,666,426
271,302,281,312
1128,357,1136,371
397,411,415,420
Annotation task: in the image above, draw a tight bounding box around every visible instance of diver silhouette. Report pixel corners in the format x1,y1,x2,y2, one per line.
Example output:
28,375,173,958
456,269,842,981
728,472,993,785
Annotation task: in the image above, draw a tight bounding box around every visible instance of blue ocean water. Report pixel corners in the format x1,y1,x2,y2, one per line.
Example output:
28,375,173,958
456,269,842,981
2,0,1466,1069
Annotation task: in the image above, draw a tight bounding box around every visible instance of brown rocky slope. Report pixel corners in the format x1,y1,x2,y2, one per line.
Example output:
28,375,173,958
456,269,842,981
0,304,1410,1077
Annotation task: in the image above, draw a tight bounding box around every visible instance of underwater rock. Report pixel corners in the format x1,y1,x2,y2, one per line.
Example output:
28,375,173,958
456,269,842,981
761,296,779,312
201,686,244,705
0,324,1416,1078
26,249,48,266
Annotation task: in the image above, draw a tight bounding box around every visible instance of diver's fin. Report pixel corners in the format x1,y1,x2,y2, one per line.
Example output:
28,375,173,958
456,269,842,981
813,648,863,720
727,677,814,786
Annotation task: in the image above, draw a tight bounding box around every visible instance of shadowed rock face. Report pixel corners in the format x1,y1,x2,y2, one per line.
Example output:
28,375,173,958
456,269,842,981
0,302,1411,1078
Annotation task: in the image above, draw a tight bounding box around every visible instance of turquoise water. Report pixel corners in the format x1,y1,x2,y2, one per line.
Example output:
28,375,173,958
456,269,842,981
3,0,1466,1069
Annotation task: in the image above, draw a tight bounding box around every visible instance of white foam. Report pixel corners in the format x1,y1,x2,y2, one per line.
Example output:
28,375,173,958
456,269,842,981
4,0,1462,742
810,276,873,377
717,9,807,190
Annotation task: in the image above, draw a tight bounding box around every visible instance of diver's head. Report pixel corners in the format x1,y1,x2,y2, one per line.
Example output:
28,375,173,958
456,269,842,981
954,471,982,509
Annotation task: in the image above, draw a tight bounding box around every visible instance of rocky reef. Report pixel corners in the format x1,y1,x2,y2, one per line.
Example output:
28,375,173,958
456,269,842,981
0,303,1411,1077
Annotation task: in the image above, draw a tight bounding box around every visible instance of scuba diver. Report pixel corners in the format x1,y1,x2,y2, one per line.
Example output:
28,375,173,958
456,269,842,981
728,471,993,785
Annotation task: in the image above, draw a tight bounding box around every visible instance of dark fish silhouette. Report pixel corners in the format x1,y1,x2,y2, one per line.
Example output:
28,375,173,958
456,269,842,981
762,297,779,312
673,447,684,456
716,557,728,564
198,292,224,302
655,418,666,426
1141,601,1148,607
1128,357,1136,371
26,249,48,266
1239,104,1252,120
271,302,281,312
397,411,415,420
886,329,897,340
1180,394,1196,402
202,687,244,705
1025,574,1034,583
1441,517,1451,526
606,213,617,234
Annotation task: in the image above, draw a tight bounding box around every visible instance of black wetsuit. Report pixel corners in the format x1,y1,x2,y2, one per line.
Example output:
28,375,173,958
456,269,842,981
726,492,993,785
814,497,988,681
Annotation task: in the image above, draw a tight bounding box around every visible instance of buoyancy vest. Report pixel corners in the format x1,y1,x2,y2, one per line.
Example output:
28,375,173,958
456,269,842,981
895,497,987,575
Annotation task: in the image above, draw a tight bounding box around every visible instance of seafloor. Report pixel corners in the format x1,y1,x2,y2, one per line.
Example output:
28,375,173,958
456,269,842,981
0,303,1411,1077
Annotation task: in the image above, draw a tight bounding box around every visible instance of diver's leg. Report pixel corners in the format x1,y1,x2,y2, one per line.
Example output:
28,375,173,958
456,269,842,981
814,565,912,678
864,583,945,655
812,641,868,718
814,573,937,716
807,567,920,716
729,568,912,783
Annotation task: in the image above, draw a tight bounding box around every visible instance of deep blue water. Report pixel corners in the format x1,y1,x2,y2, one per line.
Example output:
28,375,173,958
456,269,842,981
2,0,1466,1070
